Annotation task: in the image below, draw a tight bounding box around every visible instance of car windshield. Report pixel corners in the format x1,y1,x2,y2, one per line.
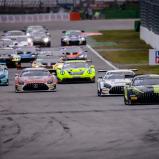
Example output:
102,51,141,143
21,70,49,77
31,31,46,37
105,74,125,80
68,32,81,36
63,62,89,69
104,72,134,79
133,77,159,86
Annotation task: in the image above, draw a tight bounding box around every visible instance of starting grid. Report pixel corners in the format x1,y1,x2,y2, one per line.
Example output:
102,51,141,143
0,13,70,23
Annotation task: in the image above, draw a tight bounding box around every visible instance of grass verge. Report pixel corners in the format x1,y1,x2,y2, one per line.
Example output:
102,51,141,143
91,30,157,74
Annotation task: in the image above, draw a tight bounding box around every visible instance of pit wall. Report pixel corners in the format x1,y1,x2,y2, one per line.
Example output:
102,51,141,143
0,12,81,23
140,26,159,49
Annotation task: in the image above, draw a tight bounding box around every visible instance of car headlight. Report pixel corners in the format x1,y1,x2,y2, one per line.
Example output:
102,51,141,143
63,38,69,41
18,80,24,85
26,33,30,36
27,38,32,43
43,37,49,43
47,79,53,84
87,69,92,74
104,83,111,89
60,70,65,75
81,37,85,41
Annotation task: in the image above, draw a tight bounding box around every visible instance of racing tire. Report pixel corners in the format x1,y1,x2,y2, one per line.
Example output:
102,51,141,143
61,41,66,46
127,98,134,105
47,43,51,47
90,77,95,83
82,41,87,45
15,87,19,93
124,96,128,105
97,89,102,97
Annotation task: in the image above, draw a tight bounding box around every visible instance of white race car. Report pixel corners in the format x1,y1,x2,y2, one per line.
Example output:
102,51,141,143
97,69,136,96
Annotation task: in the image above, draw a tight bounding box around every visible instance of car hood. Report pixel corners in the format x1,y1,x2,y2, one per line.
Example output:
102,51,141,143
20,76,50,83
104,79,131,86
133,85,159,93
0,71,5,77
65,68,86,72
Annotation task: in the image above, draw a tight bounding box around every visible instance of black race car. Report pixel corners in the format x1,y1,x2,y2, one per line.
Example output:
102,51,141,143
124,74,159,105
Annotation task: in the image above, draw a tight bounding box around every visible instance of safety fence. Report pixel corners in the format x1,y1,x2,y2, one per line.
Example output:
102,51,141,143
140,0,159,49
0,12,81,23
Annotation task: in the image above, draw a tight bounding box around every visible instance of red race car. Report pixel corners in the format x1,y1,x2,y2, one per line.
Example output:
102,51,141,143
15,68,57,92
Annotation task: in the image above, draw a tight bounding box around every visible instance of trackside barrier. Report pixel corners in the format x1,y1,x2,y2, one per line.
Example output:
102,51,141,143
140,26,159,50
70,12,81,21
0,13,70,23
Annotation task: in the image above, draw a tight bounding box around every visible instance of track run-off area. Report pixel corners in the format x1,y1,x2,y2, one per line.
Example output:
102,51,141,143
1,20,159,159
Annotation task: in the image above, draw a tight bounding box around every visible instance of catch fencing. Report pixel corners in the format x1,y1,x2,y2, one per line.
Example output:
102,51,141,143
0,13,70,23
140,0,159,49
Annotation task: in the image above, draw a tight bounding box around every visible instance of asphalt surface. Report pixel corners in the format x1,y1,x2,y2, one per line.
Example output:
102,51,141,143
1,20,159,159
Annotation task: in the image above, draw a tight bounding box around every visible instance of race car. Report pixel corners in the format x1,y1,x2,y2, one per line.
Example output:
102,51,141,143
11,36,33,48
26,25,49,36
97,69,135,96
32,58,57,72
28,31,51,47
0,39,14,48
16,46,37,62
61,46,87,60
3,30,25,40
0,48,16,67
61,30,86,46
124,74,159,105
0,64,9,86
56,60,95,83
15,68,57,92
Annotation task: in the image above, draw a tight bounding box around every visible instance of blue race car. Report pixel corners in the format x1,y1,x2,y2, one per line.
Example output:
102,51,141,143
0,63,9,86
16,46,37,62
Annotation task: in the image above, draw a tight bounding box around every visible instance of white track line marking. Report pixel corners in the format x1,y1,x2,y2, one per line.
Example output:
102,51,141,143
87,44,118,70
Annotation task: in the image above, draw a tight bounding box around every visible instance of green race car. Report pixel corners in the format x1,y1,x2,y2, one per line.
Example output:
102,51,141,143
56,60,95,83
124,74,159,105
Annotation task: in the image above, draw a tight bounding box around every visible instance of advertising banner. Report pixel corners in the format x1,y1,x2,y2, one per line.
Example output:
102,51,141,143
149,49,159,65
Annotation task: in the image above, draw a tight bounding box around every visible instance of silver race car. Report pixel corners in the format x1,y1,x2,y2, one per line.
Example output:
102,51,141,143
97,69,135,96
61,30,86,46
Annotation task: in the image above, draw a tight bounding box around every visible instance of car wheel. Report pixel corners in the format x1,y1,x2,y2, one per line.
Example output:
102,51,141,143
124,96,128,105
91,77,95,83
83,41,87,45
47,43,51,47
97,89,102,97
15,87,18,93
61,42,65,46
128,97,133,105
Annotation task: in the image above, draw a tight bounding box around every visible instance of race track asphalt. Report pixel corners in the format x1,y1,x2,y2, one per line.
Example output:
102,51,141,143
1,20,159,159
